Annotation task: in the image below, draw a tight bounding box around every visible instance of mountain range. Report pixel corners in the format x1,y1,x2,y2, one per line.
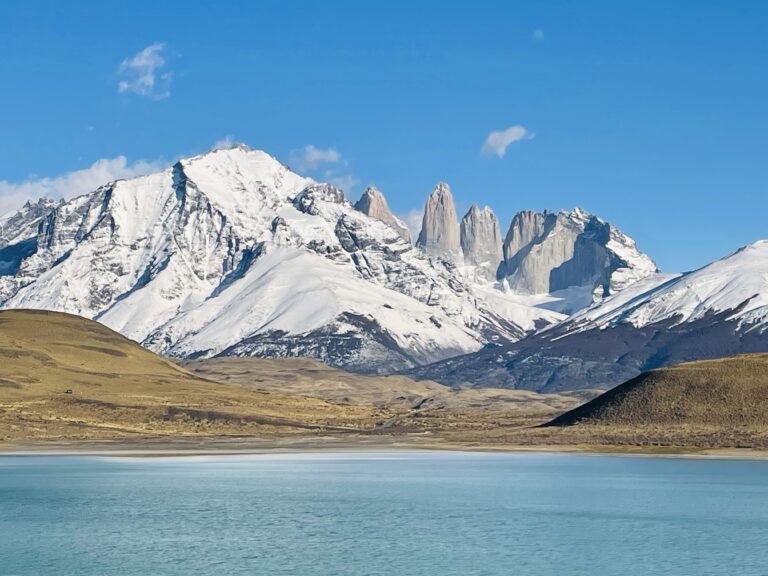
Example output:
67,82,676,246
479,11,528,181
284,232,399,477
408,241,768,391
0,144,765,388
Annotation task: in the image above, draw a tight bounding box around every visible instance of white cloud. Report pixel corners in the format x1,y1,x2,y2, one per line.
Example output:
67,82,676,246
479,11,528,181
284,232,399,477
0,156,165,216
481,125,534,158
396,208,424,244
288,144,358,193
290,145,342,171
533,29,544,41
325,172,359,193
118,42,172,99
211,135,236,150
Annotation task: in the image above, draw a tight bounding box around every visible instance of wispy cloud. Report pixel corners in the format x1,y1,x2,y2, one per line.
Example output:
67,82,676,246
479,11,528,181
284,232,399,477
325,172,359,192
211,135,236,150
396,208,424,244
290,145,342,171
533,29,544,41
289,145,358,192
0,156,165,215
118,42,172,99
481,125,534,158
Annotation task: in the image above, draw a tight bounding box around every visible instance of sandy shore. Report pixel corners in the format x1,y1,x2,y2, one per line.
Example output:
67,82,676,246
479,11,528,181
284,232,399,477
3,434,768,461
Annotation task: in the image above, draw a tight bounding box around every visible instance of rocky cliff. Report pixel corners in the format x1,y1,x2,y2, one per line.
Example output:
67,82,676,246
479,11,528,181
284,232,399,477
416,183,460,259
460,204,503,281
354,186,411,243
0,145,565,373
501,208,657,300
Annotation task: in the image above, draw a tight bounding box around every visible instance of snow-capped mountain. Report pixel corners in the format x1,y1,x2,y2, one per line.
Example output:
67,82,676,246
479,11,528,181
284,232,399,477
562,240,768,333
407,241,768,391
0,144,657,373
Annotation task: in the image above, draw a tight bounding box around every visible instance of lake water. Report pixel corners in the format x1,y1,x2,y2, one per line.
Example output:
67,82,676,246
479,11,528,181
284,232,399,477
1,451,767,575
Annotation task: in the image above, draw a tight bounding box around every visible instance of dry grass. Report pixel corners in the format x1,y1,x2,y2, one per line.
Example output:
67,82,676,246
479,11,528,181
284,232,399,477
523,354,768,449
184,356,591,412
182,356,593,437
0,310,386,441
4,309,766,452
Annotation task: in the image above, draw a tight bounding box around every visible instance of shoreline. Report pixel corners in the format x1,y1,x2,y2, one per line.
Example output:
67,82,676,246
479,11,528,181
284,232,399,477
3,435,768,461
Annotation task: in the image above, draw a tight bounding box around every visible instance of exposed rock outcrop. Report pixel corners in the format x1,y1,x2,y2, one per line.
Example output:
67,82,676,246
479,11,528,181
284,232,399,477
460,204,503,281
416,183,460,259
354,186,411,243
293,183,345,215
501,208,657,299
502,210,551,267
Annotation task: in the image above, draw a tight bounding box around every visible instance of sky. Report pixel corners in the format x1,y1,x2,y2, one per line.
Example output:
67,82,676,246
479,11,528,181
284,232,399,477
1,0,766,272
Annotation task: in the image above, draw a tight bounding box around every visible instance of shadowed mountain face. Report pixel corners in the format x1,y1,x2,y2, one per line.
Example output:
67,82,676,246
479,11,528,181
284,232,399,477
182,356,592,413
405,307,768,392
500,208,657,296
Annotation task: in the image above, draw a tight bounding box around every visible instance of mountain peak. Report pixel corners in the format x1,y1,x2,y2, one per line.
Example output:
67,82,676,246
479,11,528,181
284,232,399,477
460,204,502,281
501,207,656,300
354,186,410,242
180,143,285,170
433,182,453,197
569,206,590,220
416,182,460,258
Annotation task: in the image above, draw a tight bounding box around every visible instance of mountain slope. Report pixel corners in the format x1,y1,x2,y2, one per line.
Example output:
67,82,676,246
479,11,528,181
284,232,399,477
561,240,768,332
407,241,768,391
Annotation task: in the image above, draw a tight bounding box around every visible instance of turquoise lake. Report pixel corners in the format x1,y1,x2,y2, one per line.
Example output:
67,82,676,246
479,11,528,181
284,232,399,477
1,452,767,575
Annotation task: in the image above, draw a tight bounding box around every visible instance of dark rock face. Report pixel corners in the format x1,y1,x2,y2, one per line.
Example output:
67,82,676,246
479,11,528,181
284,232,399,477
404,308,768,392
211,313,467,374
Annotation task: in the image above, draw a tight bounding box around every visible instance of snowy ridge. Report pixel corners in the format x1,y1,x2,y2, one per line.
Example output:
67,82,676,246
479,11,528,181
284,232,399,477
561,240,768,334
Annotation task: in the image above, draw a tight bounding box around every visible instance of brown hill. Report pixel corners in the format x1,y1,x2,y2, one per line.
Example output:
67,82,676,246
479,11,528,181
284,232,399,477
0,310,383,441
547,354,768,427
530,354,768,449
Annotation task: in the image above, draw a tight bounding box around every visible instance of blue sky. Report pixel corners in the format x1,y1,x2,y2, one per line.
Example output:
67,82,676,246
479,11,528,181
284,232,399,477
1,1,766,272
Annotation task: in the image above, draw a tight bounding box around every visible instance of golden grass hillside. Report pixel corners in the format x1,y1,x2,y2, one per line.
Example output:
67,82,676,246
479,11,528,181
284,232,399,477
0,310,385,441
547,354,768,427
521,354,768,449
